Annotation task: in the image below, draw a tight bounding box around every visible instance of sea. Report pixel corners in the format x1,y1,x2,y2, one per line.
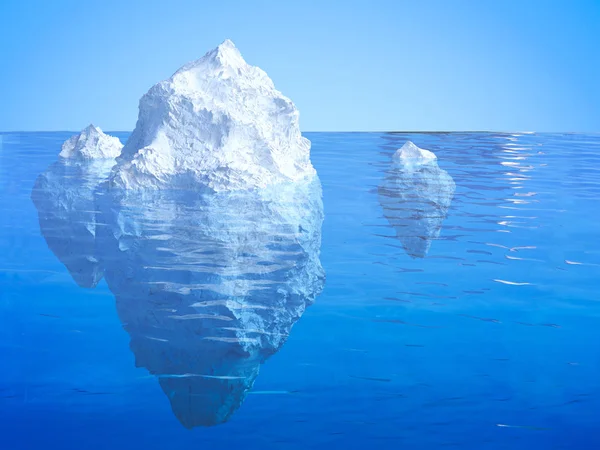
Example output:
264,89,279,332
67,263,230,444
1,131,599,449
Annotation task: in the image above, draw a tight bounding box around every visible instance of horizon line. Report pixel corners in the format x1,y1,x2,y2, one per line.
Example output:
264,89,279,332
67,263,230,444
2,130,600,135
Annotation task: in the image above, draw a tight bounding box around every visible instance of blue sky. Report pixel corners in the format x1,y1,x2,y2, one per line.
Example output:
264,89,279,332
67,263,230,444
1,0,599,132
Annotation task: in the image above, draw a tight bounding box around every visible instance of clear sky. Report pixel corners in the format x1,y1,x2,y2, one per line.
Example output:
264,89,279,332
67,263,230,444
1,0,599,132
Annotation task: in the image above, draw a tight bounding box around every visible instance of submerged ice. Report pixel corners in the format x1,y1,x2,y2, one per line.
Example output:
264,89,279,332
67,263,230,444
32,168,324,427
110,39,315,191
378,141,455,258
96,180,324,427
31,126,123,287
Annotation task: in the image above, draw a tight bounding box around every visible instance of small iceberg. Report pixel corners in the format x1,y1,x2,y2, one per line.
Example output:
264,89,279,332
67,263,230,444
378,141,455,258
31,125,123,287
59,124,123,160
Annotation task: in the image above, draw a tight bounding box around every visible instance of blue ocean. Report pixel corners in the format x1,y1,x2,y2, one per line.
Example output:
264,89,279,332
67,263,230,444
1,131,599,449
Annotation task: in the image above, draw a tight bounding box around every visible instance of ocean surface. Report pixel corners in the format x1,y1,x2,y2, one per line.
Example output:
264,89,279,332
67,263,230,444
1,131,599,449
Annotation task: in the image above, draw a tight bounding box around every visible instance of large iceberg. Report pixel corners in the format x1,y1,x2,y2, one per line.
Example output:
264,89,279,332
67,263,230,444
378,141,455,258
31,126,123,287
31,40,324,427
110,39,315,191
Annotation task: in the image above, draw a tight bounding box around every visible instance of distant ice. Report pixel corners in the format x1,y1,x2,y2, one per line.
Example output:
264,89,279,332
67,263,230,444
378,141,455,258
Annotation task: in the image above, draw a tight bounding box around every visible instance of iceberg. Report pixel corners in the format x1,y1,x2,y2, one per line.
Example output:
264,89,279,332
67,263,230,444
59,124,123,160
378,141,455,258
110,39,315,191
31,126,123,287
31,40,324,427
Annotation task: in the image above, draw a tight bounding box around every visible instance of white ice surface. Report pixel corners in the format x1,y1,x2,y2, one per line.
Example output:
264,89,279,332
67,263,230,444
111,39,315,192
59,124,123,160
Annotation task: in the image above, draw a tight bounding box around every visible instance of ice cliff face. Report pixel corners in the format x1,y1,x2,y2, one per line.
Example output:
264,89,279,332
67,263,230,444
59,125,123,160
111,39,315,191
31,127,122,287
378,141,455,258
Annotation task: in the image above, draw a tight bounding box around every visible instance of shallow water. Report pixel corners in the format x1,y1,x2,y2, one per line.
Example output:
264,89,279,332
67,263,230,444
1,131,599,449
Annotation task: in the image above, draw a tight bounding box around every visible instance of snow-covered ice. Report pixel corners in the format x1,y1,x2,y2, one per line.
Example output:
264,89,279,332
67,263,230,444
392,141,438,171
31,127,123,287
111,39,315,191
59,124,123,160
378,141,455,258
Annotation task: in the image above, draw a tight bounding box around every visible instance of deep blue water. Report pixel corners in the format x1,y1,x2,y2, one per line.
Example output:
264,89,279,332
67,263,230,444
1,132,600,449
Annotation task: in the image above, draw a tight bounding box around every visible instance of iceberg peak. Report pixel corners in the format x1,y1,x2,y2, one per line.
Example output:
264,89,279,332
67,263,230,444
59,125,123,160
111,40,315,192
392,141,438,171
213,38,239,58
83,123,99,134
178,39,246,74
379,141,455,258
